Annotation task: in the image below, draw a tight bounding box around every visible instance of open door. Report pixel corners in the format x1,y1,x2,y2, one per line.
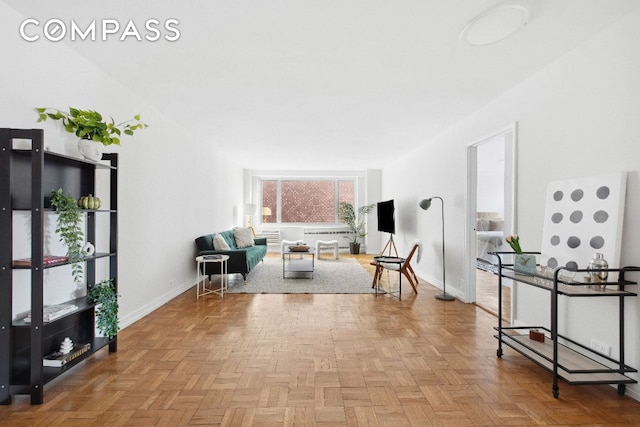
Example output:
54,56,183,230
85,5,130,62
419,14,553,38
464,124,517,320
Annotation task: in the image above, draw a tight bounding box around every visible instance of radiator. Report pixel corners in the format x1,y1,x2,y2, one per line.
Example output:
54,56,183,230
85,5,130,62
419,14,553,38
303,228,352,249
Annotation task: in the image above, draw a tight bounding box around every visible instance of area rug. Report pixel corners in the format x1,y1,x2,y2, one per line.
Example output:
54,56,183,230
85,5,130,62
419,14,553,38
224,256,377,294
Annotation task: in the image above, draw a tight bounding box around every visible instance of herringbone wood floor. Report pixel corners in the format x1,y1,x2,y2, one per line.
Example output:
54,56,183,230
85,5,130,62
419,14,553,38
2,254,640,426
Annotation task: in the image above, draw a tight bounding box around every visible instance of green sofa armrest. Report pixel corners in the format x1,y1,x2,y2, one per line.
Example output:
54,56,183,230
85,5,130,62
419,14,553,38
254,237,267,246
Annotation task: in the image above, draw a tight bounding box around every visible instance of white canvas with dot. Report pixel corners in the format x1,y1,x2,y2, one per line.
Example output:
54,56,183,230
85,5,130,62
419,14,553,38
541,172,627,271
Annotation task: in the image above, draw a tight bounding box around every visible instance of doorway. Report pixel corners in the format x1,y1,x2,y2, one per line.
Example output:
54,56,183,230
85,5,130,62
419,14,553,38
464,124,516,321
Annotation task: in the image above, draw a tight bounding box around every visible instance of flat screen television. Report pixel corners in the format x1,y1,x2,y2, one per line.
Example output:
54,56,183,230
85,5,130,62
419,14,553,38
377,199,395,234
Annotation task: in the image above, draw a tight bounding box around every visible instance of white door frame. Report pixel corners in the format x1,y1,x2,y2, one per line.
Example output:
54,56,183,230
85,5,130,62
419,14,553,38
463,122,518,303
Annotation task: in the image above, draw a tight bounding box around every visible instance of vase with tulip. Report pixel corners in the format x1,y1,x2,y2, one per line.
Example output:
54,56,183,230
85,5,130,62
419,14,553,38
505,234,536,275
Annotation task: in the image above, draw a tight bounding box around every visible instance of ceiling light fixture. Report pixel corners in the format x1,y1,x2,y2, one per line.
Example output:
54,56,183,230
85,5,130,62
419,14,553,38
460,3,530,47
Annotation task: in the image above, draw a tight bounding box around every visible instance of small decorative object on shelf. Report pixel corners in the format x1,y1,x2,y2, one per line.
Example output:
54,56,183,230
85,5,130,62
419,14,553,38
43,342,91,367
82,242,95,257
529,329,545,343
60,337,73,354
588,253,609,290
506,234,537,274
78,194,101,209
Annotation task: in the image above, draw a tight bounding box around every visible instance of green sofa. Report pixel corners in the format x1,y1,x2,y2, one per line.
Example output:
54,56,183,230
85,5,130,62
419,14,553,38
195,230,267,280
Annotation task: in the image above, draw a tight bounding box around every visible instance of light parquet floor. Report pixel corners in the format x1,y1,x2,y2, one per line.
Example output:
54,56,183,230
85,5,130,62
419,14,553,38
2,254,640,426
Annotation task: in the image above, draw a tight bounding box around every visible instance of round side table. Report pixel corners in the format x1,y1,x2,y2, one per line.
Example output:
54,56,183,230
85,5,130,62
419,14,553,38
196,254,230,298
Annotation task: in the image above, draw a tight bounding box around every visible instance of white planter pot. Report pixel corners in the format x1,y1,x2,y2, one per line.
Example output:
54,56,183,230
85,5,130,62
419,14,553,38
78,139,104,161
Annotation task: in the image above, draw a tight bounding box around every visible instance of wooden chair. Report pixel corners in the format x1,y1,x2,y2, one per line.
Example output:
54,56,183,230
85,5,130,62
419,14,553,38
371,243,421,293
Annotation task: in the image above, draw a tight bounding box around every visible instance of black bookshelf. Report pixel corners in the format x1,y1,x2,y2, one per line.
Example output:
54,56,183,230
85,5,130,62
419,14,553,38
0,128,118,405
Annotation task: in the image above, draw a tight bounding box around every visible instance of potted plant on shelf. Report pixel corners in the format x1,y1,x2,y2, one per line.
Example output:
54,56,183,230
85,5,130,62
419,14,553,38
338,201,375,254
35,107,148,161
87,279,119,339
49,188,84,283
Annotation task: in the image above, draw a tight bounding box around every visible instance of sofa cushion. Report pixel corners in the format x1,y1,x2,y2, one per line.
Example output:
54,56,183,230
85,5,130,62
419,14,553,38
219,230,238,249
195,234,214,251
213,233,230,250
234,227,255,248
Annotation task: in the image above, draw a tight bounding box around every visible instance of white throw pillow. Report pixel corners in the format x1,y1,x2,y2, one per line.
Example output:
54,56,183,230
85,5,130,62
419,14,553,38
233,227,255,248
213,233,230,250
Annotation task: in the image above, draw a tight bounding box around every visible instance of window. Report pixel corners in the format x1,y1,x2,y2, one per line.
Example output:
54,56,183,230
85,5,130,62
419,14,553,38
261,179,354,224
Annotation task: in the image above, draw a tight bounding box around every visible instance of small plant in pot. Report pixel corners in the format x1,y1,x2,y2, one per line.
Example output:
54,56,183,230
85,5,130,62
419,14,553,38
338,201,375,254
87,279,119,339
49,188,84,283
35,107,148,161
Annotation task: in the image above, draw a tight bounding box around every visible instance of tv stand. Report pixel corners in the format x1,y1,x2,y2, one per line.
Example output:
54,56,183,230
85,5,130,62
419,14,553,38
381,234,398,257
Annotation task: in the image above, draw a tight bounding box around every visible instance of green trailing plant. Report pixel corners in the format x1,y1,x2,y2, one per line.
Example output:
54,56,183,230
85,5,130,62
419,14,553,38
35,107,148,146
87,279,119,339
49,188,84,283
338,201,375,243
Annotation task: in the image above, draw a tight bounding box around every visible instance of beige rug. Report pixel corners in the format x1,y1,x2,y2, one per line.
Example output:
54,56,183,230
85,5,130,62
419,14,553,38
223,256,376,294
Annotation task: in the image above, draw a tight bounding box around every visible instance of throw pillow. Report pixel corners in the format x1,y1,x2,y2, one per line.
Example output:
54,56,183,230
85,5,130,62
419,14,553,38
213,233,230,250
489,220,504,231
476,219,490,231
233,227,255,248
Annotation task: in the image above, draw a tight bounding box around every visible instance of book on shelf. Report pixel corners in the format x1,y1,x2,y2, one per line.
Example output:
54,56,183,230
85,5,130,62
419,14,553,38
23,303,78,323
43,343,91,367
12,255,69,267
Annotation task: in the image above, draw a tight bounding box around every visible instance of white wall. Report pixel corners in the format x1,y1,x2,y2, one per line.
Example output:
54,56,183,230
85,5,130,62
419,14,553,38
383,8,640,398
1,3,244,328
477,136,505,218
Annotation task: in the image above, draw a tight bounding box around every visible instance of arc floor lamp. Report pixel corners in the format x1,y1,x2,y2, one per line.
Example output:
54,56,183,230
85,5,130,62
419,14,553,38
419,197,455,301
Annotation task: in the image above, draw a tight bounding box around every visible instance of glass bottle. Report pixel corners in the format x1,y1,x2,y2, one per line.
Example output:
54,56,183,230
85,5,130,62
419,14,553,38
588,253,608,291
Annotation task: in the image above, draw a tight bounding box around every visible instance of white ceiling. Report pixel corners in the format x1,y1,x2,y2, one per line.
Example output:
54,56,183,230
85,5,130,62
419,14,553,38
4,0,640,170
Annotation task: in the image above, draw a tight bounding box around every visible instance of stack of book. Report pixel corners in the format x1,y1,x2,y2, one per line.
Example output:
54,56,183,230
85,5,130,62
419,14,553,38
23,303,78,323
43,343,91,367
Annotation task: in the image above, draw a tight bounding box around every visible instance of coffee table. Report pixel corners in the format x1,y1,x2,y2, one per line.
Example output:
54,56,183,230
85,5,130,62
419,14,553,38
282,248,315,279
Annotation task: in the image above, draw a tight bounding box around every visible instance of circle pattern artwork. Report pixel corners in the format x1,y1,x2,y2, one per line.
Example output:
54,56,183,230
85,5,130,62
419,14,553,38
567,236,580,249
597,186,610,199
542,173,623,270
570,211,583,223
571,189,584,202
590,236,605,249
594,210,608,223
565,261,578,271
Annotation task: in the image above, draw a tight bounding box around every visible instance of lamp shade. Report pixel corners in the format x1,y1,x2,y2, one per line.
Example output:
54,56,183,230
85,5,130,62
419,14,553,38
262,207,272,216
419,198,432,210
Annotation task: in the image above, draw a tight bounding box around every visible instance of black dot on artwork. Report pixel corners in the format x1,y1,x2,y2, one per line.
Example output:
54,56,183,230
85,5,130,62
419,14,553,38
553,191,563,201
547,257,558,269
594,210,608,223
570,211,583,223
571,189,584,202
551,213,563,223
566,261,578,271
590,236,605,249
597,186,610,199
567,236,581,249
550,235,560,246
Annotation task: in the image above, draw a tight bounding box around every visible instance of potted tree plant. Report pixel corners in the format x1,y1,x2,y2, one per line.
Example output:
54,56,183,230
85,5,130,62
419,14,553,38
35,107,148,161
338,201,375,254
